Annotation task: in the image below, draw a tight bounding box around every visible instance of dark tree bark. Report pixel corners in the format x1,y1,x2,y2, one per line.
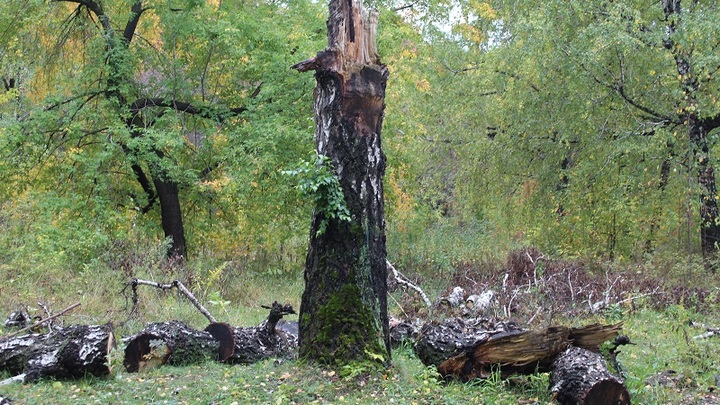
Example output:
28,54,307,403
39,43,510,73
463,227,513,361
0,324,115,382
123,321,234,372
550,346,630,405
292,0,390,366
663,0,720,267
154,178,187,258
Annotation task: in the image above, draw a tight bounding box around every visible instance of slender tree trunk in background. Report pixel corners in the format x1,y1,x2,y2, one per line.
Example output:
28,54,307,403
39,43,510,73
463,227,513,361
664,0,720,268
292,0,390,365
688,118,720,262
153,178,187,259
645,157,671,253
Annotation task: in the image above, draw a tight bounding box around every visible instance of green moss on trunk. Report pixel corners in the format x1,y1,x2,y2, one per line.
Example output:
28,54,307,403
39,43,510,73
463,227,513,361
301,284,387,366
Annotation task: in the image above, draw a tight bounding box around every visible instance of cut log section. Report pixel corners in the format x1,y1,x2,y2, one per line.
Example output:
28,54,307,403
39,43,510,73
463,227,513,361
0,324,114,382
414,317,523,371
209,302,298,364
123,320,234,372
550,346,631,405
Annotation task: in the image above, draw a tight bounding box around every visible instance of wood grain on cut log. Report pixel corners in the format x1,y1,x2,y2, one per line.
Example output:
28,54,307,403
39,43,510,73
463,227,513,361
417,320,623,382
207,302,298,364
0,324,114,382
550,346,630,405
438,327,571,381
123,321,234,372
414,318,522,371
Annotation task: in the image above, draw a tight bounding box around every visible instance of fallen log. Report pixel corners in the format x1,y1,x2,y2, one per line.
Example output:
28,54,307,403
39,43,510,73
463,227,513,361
208,302,298,364
416,319,622,381
123,320,235,372
414,317,523,370
550,345,630,405
124,302,297,371
0,324,114,382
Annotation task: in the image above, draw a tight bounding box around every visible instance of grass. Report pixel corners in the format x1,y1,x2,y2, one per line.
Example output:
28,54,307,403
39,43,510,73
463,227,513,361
2,241,720,404
2,307,718,404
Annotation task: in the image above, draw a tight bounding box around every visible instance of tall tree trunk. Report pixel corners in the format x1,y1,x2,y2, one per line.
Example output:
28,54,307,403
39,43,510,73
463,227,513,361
664,0,720,268
292,0,390,365
154,177,187,259
688,117,720,260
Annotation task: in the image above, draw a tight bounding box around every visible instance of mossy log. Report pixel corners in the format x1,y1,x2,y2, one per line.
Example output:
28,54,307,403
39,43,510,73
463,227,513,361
0,324,114,382
550,346,630,405
416,319,622,381
123,320,234,372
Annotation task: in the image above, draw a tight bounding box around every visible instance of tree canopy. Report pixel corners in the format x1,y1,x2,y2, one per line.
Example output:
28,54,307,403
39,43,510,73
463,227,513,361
2,0,720,270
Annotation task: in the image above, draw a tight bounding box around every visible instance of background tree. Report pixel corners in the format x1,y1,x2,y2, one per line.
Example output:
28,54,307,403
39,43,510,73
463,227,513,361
0,0,325,262
384,0,720,265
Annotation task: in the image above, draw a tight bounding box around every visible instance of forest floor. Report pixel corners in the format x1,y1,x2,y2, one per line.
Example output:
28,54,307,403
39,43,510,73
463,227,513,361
1,248,720,404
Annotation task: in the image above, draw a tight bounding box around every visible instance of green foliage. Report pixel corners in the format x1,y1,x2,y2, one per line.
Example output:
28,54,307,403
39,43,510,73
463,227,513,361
283,154,351,235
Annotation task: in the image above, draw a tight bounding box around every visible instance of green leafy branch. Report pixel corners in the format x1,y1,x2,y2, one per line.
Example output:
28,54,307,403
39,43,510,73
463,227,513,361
283,154,351,235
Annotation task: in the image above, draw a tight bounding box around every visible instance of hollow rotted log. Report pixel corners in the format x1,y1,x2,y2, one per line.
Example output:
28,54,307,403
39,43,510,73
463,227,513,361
550,346,631,405
417,320,622,381
123,320,234,372
0,324,114,382
208,302,298,364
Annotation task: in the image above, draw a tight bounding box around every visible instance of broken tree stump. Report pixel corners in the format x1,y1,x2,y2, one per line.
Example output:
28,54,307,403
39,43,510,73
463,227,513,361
292,0,391,366
0,324,114,382
550,345,630,405
123,320,234,372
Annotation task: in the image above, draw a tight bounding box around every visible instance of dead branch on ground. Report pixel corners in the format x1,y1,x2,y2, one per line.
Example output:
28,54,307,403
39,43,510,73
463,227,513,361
126,278,217,323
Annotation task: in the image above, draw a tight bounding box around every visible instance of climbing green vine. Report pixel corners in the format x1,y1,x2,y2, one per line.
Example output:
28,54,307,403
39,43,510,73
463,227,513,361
283,154,351,235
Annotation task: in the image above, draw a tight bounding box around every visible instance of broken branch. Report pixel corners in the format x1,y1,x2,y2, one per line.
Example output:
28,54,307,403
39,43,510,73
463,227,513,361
1,302,81,341
387,259,431,307
129,278,217,323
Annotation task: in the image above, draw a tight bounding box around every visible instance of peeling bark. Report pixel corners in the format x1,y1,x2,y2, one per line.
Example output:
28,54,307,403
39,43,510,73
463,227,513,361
293,0,390,366
550,346,630,405
0,324,114,382
416,320,623,382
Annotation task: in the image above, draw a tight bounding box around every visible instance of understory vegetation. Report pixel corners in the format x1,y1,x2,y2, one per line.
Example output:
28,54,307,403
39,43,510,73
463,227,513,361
2,241,720,404
3,0,720,403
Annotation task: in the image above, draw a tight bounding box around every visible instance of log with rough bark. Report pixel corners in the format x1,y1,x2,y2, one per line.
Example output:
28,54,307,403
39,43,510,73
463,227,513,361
292,0,391,366
123,302,297,371
416,319,622,381
0,324,114,382
414,317,522,370
550,346,630,405
209,302,298,364
123,320,234,372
